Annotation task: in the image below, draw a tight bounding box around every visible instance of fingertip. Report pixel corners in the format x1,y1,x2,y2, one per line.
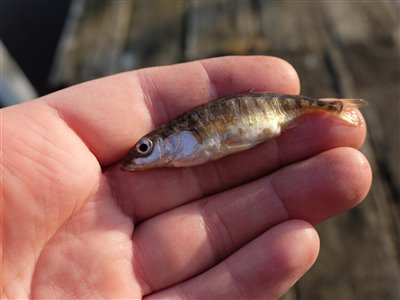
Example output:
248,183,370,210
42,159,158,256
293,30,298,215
145,219,320,300
268,220,320,276
263,56,301,94
332,147,372,209
256,220,320,299
274,147,372,224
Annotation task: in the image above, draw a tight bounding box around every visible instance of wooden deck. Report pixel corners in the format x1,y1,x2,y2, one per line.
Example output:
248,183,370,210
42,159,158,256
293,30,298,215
48,1,400,299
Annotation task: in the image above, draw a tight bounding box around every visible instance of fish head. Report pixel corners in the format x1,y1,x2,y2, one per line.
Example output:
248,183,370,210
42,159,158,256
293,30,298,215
121,130,202,171
121,132,166,171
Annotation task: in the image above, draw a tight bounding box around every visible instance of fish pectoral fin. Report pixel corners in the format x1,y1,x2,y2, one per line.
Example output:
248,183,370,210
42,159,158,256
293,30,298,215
282,119,298,130
218,129,262,154
223,143,254,152
220,139,258,155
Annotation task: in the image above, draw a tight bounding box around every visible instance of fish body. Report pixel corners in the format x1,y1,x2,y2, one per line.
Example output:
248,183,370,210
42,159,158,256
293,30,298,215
121,92,367,171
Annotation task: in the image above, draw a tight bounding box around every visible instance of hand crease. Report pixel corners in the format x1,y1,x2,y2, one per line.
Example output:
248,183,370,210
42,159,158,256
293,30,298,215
266,176,290,220
225,259,255,300
136,71,170,127
44,101,97,161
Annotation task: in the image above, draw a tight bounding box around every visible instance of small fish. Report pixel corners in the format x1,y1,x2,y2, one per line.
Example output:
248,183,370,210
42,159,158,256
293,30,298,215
121,92,367,171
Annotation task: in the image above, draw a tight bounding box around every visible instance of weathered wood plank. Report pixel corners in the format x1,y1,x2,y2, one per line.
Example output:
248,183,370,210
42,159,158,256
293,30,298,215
50,0,134,85
322,0,399,45
321,0,400,203
258,0,326,53
123,0,185,68
50,0,185,87
185,0,266,59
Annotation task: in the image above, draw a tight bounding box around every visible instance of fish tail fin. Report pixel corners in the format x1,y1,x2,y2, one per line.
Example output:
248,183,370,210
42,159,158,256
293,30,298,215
319,98,368,126
338,98,369,108
319,98,368,108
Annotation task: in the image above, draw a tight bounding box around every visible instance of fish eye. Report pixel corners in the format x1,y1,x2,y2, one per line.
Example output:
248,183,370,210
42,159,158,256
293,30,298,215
136,138,153,155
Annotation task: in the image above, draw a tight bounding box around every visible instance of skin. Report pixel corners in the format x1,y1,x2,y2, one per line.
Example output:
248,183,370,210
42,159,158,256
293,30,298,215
1,56,372,299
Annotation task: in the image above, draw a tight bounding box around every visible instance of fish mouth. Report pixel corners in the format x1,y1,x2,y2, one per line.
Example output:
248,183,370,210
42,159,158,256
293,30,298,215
120,156,155,172
120,153,141,171
120,160,146,172
120,157,134,171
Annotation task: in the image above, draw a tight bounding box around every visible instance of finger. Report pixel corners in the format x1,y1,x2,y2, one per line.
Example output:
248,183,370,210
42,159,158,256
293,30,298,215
109,111,366,222
145,220,319,299
44,56,299,166
132,147,371,293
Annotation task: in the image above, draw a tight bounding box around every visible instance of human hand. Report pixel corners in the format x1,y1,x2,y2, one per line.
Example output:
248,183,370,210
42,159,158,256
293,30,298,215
2,56,371,299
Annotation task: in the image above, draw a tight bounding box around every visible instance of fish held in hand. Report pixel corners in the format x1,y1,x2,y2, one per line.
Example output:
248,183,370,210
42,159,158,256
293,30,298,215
121,92,367,171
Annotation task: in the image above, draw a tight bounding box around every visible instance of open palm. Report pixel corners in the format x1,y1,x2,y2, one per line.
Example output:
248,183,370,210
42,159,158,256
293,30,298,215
2,56,371,299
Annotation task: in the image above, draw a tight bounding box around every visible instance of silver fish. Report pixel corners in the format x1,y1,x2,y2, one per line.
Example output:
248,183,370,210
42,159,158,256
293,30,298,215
121,92,367,171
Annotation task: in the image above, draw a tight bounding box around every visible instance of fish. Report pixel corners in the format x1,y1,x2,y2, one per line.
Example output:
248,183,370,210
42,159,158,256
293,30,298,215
121,92,367,171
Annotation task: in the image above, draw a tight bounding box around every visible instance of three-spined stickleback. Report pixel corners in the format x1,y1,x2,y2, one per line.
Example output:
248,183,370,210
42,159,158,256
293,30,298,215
121,92,367,171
